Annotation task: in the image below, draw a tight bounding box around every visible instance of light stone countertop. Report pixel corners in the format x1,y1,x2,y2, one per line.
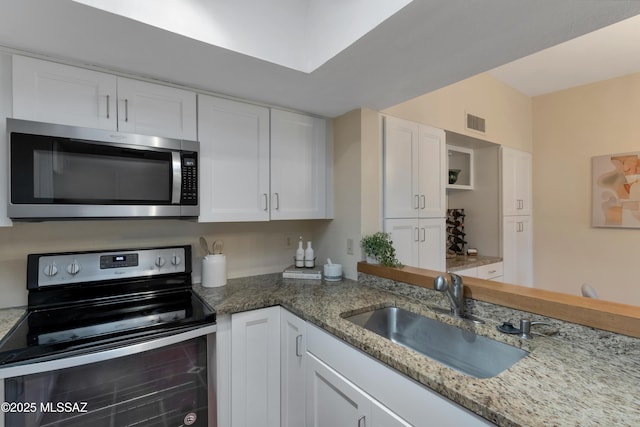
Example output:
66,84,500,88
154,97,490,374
1,273,638,426
446,254,503,272
194,273,640,427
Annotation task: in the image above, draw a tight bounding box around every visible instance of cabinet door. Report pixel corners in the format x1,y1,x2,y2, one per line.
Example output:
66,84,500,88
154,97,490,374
231,307,281,427
502,216,533,286
116,77,196,140
271,109,327,220
281,309,306,427
384,116,420,218
384,218,419,267
418,218,446,272
12,55,117,130
501,146,532,216
417,125,446,218
370,402,412,427
0,53,12,226
198,95,270,222
306,353,370,427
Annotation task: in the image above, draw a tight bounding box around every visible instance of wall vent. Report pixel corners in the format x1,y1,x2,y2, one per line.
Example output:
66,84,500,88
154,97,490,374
466,113,486,133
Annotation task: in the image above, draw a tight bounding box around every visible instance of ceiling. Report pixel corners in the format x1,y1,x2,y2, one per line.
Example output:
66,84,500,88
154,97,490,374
1,0,640,118
489,13,640,97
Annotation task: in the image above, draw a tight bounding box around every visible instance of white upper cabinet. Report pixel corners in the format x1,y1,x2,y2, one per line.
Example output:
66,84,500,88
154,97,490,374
116,77,196,140
13,55,117,130
198,95,270,222
270,109,328,220
198,100,329,222
501,146,532,216
0,53,13,227
384,116,446,219
12,55,196,140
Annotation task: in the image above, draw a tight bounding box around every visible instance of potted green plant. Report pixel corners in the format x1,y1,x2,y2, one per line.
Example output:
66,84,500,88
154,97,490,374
360,232,402,267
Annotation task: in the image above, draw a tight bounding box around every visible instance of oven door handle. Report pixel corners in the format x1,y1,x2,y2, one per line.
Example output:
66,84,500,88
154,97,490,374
172,152,182,204
0,324,217,379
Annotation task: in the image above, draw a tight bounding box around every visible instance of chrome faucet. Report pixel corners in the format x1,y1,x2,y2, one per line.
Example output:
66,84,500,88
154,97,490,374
433,273,465,317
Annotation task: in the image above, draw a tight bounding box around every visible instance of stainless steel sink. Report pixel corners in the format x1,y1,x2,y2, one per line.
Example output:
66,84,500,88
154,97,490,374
344,307,528,378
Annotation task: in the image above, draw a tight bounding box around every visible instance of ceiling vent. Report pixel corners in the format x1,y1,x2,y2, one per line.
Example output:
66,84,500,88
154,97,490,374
466,113,486,133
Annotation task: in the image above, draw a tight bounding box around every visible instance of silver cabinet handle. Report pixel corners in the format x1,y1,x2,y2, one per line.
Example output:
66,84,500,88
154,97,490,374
358,415,366,427
488,270,496,274
124,99,129,122
420,195,426,209
106,95,110,119
263,193,268,211
414,227,420,242
295,334,303,357
273,193,280,210
421,227,426,242
414,194,419,209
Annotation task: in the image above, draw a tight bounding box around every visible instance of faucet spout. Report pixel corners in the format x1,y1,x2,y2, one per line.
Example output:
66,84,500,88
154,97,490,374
434,273,465,317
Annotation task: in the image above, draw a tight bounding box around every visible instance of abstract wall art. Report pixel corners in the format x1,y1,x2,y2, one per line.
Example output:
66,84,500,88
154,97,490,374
592,152,640,227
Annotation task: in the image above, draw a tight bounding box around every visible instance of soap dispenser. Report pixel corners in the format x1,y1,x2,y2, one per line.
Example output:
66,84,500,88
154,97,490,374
304,241,315,268
295,237,305,267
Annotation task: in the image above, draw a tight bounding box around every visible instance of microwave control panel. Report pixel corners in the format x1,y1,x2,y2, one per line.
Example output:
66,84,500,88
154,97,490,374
181,154,198,205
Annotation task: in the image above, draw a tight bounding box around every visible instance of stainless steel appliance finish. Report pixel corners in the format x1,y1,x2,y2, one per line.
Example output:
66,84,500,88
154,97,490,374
7,118,199,220
0,245,216,426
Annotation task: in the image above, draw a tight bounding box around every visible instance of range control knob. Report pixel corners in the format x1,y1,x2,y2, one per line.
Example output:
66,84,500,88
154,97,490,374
171,254,182,266
66,260,81,275
155,256,166,268
43,263,58,277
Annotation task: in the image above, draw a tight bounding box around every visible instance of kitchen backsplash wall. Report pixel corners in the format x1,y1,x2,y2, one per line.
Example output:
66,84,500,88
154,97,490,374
0,219,327,308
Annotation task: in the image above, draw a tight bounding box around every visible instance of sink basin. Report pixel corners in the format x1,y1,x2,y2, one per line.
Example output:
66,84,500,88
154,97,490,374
344,307,528,378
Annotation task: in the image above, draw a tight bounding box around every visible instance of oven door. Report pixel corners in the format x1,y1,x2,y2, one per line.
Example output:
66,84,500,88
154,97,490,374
0,325,216,427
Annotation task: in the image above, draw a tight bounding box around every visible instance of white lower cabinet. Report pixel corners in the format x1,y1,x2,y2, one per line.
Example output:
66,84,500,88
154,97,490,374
230,307,281,427
502,216,533,286
385,218,446,272
281,309,307,427
306,353,410,427
306,322,493,427
454,262,503,281
227,308,493,427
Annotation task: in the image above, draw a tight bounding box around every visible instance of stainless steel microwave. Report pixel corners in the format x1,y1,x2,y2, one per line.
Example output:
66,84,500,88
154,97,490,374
7,118,199,220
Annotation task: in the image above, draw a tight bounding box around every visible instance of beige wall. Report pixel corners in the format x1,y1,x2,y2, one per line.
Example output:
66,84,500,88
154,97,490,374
0,219,325,308
317,109,362,279
321,108,384,279
382,73,533,151
533,72,640,305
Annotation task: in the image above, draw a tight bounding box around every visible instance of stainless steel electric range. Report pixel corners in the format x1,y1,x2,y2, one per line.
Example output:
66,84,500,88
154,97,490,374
0,245,216,427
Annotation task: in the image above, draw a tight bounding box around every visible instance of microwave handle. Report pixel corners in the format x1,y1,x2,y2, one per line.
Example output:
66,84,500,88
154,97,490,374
172,152,181,204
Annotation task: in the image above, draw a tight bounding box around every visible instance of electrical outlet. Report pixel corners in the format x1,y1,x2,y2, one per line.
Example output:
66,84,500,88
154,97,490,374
347,238,354,255
284,233,295,249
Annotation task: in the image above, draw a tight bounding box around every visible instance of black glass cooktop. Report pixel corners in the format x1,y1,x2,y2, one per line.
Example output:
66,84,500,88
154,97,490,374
0,289,215,367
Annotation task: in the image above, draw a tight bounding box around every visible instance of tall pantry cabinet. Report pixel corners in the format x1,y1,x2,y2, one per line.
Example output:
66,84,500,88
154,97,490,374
500,146,533,286
383,116,446,272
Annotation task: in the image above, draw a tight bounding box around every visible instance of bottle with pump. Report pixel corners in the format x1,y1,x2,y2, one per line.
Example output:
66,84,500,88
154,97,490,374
295,237,305,267
304,241,315,267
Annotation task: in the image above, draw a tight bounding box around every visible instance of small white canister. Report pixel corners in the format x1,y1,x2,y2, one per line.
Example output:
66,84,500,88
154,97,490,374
202,254,227,287
323,263,343,282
